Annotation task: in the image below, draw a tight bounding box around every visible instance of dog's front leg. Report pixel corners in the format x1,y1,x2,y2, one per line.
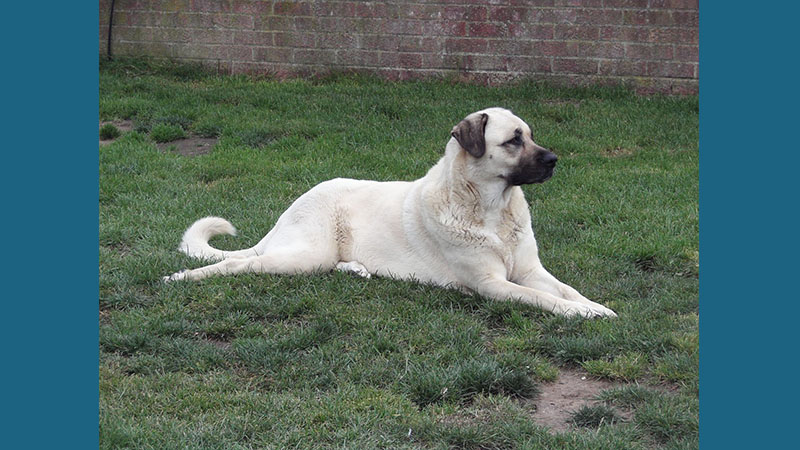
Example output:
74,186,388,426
471,275,612,318
510,237,617,317
514,267,617,318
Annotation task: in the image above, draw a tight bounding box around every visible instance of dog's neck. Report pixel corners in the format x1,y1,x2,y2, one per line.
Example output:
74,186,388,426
440,139,515,214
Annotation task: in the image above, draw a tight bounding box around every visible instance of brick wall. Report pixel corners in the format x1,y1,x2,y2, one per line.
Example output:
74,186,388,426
99,0,698,94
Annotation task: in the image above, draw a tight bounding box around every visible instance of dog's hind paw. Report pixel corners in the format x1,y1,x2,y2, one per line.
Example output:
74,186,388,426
162,269,188,283
335,261,372,279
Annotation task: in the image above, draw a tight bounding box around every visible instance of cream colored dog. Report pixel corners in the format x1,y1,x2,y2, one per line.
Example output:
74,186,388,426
164,108,616,318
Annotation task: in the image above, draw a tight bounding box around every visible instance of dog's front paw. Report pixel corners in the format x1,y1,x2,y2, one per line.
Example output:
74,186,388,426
162,269,188,283
559,301,617,319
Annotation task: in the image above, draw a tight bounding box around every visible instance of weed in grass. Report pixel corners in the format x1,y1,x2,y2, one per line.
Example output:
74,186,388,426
568,404,622,428
581,352,648,381
634,396,698,444
150,123,186,143
404,358,538,407
191,119,222,138
596,384,661,408
100,123,121,140
238,127,285,148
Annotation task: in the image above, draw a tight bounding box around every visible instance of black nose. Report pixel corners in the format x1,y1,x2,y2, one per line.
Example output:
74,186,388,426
538,151,558,167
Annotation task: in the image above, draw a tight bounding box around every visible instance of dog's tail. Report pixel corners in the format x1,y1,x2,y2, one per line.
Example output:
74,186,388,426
178,216,259,261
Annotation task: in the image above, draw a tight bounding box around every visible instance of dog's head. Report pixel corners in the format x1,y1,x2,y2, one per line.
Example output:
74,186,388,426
450,107,558,185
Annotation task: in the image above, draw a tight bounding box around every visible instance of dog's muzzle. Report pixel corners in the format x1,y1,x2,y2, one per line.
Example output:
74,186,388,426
507,150,558,185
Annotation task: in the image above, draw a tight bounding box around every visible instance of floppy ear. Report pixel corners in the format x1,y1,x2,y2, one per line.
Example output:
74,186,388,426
451,113,488,158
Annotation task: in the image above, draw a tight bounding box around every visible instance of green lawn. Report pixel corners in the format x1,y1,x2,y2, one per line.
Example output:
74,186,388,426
99,58,698,449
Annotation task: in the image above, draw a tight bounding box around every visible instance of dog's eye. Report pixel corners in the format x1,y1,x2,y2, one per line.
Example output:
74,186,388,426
505,136,522,146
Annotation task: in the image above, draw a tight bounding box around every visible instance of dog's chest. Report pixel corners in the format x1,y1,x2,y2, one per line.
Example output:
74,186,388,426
483,208,526,271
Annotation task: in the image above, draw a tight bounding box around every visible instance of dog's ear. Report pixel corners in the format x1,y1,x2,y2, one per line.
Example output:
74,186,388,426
451,113,488,158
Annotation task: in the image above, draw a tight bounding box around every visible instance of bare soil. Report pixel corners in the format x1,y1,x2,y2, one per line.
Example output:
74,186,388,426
530,367,619,432
156,137,218,156
99,120,218,156
99,119,133,145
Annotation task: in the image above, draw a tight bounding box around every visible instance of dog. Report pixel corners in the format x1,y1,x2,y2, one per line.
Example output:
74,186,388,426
164,107,617,318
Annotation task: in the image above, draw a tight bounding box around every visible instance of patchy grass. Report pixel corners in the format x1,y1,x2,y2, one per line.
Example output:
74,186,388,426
568,404,623,428
581,352,648,381
100,123,121,140
149,123,186,143
99,57,698,449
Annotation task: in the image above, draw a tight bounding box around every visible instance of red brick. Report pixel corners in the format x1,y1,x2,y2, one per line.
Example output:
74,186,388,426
422,21,467,37
538,9,578,24
487,39,535,56
253,46,293,63
227,45,253,61
488,7,530,22
508,23,554,39
274,2,312,16
398,53,423,69
553,0,603,7
646,61,695,78
553,58,598,75
293,48,336,65
600,26,648,42
361,34,399,51
650,0,699,9
402,4,445,20
675,45,698,62
623,10,649,26
598,59,646,76
442,54,475,71
336,49,380,67
532,41,578,57
554,24,600,40
211,14,254,30
316,17,377,33
190,30,233,44
234,30,273,46
672,10,699,27
506,56,552,73
383,19,424,36
191,0,231,14
445,38,488,53
469,22,504,37
123,0,152,11
579,42,625,59
576,9,624,25
230,1,270,14
317,33,359,49
625,43,673,60
604,0,649,7
274,32,316,48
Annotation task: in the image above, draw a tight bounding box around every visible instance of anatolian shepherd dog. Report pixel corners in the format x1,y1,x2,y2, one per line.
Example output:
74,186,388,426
164,107,617,318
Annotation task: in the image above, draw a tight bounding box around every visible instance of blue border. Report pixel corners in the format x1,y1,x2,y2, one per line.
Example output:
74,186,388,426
5,2,797,448
5,4,98,448
700,4,799,449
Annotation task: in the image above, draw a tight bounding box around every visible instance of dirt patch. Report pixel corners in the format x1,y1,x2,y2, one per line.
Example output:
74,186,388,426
603,147,637,157
530,367,618,433
206,339,232,350
99,119,134,145
156,137,218,156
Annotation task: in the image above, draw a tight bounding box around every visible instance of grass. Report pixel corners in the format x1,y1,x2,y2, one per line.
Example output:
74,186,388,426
149,123,186,143
99,57,698,449
100,123,121,140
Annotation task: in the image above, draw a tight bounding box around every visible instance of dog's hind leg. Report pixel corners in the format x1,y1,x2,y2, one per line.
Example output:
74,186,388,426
335,261,371,279
163,247,336,282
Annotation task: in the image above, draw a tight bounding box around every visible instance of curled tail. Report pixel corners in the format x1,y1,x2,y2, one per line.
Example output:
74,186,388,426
178,216,258,261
